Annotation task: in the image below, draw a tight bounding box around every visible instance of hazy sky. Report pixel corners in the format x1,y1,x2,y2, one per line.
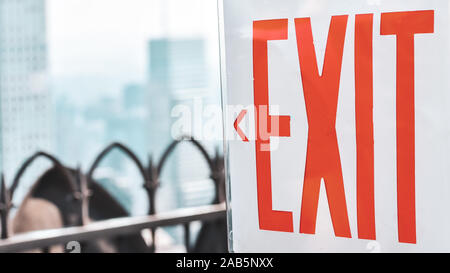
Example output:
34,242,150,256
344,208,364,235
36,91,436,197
46,0,219,101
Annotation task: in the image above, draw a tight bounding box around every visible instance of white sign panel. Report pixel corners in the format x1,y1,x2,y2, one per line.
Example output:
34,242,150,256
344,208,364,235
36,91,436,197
219,0,450,252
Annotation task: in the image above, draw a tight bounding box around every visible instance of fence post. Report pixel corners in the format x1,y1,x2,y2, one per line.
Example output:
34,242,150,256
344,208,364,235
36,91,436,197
0,175,12,239
144,155,159,253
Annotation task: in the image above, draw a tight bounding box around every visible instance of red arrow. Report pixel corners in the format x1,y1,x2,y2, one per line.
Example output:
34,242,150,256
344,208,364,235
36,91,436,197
234,110,249,142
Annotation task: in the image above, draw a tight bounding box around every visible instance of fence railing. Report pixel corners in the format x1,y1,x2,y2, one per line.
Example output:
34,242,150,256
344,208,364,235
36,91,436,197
0,136,227,253
0,203,226,253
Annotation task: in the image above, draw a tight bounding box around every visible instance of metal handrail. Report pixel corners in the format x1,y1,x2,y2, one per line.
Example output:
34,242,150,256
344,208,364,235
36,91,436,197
82,137,221,252
0,203,226,253
154,136,225,252
0,137,226,252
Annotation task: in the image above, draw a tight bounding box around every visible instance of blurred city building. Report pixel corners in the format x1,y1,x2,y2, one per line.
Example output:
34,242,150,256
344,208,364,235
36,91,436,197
0,0,53,201
148,38,217,210
0,0,223,251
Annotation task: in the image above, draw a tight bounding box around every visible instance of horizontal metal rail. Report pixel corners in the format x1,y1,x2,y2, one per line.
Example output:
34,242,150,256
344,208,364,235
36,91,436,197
0,203,226,253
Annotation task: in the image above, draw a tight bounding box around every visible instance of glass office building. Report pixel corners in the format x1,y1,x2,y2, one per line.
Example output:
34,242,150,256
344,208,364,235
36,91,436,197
0,0,53,199
148,38,218,210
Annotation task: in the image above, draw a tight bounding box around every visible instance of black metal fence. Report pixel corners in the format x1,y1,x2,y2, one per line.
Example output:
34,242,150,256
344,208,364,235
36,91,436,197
0,136,227,253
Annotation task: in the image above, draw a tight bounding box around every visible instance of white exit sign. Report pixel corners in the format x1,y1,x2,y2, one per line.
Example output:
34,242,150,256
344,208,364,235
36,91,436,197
220,0,450,252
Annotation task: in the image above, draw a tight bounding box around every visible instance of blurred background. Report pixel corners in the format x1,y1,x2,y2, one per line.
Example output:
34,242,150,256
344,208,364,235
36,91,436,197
0,0,225,252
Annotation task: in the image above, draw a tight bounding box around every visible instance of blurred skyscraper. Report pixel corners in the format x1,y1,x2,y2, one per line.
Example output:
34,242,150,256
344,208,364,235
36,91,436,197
54,83,151,215
0,0,53,195
148,39,207,155
148,38,217,210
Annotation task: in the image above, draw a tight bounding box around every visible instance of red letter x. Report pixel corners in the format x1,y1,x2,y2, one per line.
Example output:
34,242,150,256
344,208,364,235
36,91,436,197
295,16,352,238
